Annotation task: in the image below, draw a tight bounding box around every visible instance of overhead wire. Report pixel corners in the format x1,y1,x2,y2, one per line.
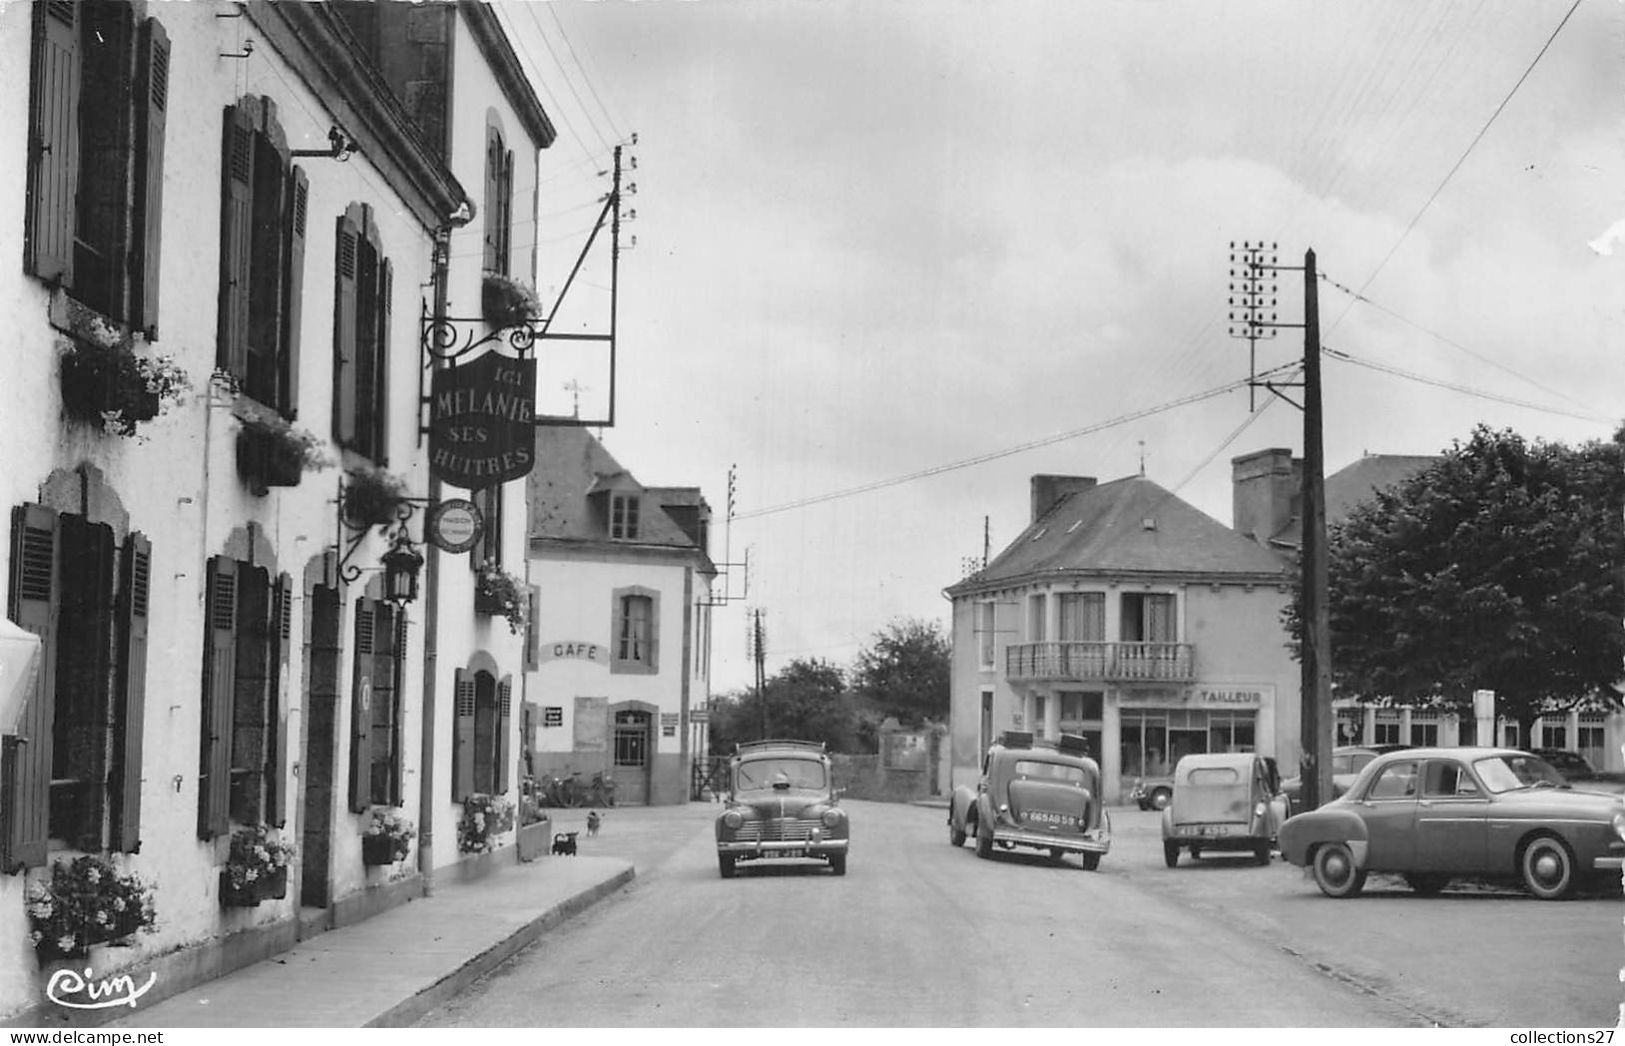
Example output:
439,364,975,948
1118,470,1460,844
1321,346,1615,424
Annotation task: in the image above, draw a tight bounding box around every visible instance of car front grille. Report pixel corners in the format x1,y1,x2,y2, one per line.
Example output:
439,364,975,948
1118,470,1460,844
738,817,823,842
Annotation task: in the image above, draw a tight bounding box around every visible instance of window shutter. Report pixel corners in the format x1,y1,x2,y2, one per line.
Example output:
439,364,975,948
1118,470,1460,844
112,532,151,853
523,585,539,670
501,149,514,270
348,597,374,812
132,17,169,337
281,167,308,420
24,0,79,284
333,212,359,446
452,668,475,801
375,257,392,465
496,675,512,793
5,505,60,871
483,129,500,273
370,602,397,806
198,557,236,840
269,573,292,828
217,105,254,375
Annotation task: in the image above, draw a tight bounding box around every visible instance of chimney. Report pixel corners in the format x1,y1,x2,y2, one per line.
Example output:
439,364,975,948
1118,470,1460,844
1030,475,1096,524
1231,448,1299,546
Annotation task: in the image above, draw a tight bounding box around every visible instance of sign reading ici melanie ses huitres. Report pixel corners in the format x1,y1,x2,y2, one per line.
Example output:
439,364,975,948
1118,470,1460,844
429,350,537,489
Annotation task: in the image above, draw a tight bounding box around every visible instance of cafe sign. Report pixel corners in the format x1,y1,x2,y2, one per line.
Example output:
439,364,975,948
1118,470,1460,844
429,350,537,489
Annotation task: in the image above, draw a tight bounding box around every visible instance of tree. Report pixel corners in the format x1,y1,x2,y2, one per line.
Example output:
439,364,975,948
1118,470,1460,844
1285,425,1625,741
708,659,855,752
851,618,951,730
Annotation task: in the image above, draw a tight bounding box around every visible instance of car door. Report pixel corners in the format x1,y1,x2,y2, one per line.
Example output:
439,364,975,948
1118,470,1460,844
1356,759,1421,870
1413,758,1489,873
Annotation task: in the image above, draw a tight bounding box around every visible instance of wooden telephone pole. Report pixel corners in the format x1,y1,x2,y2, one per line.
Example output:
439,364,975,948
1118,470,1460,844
1229,242,1333,811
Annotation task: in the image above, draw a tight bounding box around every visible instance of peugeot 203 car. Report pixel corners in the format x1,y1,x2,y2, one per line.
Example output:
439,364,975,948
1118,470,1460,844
1161,752,1288,866
1278,746,1625,900
714,740,849,878
948,731,1110,869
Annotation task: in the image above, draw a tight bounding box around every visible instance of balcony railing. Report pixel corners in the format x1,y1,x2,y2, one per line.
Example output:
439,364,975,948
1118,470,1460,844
1005,641,1194,683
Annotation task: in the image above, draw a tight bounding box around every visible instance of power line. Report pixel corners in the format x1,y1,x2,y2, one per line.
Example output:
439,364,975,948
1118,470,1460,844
1322,345,1615,423
547,3,628,145
522,3,617,157
734,365,1298,522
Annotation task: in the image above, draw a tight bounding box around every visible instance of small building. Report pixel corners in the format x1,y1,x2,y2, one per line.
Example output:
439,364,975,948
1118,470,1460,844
522,428,716,805
945,474,1298,802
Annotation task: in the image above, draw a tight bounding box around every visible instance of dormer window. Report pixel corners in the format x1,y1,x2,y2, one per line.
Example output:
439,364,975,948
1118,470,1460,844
611,493,640,540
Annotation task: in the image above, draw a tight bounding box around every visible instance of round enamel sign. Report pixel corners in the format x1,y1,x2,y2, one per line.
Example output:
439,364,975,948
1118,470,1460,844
427,498,483,554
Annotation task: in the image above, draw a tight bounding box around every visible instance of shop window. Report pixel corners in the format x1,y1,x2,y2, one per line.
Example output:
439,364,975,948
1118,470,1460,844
26,2,170,334
6,505,151,867
333,203,392,463
1411,719,1439,746
198,557,292,839
1540,722,1567,750
217,96,308,418
1373,716,1401,746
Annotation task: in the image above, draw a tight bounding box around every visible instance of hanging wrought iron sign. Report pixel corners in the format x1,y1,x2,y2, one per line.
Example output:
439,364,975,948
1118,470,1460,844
428,350,537,489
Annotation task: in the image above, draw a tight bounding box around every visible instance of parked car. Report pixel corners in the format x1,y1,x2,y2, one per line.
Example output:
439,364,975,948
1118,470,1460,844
714,739,849,878
1278,746,1625,900
1279,745,1405,814
1530,748,1625,796
1128,774,1174,811
948,731,1111,869
1161,752,1289,866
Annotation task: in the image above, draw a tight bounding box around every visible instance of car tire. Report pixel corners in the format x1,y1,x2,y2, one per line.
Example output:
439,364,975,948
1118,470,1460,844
1253,844,1271,866
1149,788,1171,811
1519,834,1577,900
1310,842,1366,898
974,823,993,860
1163,841,1179,868
1049,848,1066,864
829,853,847,877
1080,853,1101,872
950,820,967,848
1404,873,1448,896
718,854,737,880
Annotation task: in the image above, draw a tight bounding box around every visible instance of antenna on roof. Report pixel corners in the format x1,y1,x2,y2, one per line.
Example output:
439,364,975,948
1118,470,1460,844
1138,440,1146,477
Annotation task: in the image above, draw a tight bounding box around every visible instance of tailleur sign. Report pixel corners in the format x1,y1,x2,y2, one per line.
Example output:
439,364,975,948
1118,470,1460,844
429,350,537,489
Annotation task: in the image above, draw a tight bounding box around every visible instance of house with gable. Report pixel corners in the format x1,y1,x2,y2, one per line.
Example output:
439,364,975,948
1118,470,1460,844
945,473,1298,802
523,428,716,806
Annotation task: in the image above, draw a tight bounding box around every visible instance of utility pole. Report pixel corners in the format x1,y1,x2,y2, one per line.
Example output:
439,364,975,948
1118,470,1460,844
1228,242,1332,811
749,608,768,738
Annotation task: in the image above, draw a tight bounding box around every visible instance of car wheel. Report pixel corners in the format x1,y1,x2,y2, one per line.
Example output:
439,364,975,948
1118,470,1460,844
950,820,967,848
1080,853,1101,872
1520,834,1577,900
1404,873,1449,896
1253,844,1271,866
829,853,847,877
1048,847,1066,864
1149,788,1171,811
718,854,736,880
974,823,993,860
1163,841,1179,868
1310,842,1366,898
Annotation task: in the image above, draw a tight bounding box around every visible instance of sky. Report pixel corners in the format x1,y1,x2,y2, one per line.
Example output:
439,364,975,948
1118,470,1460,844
494,0,1625,694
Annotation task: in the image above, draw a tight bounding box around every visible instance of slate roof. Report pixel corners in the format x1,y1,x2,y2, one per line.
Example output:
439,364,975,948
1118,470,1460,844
952,475,1287,595
526,427,705,555
1267,454,1440,548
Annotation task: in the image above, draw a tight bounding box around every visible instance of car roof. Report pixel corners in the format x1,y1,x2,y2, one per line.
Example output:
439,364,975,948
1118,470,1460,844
734,739,828,760
1371,746,1524,761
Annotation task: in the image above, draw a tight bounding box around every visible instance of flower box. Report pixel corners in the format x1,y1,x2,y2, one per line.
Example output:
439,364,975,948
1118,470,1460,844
220,824,294,908
219,865,287,908
361,807,415,866
28,856,156,963
362,834,399,866
457,793,515,855
474,562,529,635
58,337,187,438
342,466,410,529
237,426,307,492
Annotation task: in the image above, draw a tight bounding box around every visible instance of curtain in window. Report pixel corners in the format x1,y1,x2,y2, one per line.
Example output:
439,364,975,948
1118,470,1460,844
1058,592,1104,641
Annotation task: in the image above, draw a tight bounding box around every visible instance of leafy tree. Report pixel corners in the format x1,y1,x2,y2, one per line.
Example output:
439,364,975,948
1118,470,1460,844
1285,425,1625,740
708,659,855,752
851,618,951,729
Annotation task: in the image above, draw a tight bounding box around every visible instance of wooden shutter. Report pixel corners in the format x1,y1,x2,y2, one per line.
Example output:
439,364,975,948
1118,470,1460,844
452,668,475,801
500,148,514,270
132,17,169,337
348,597,374,812
281,167,308,420
370,603,398,806
5,505,59,871
24,0,79,284
198,557,236,840
496,675,512,793
269,573,292,828
333,212,359,446
523,586,540,670
217,105,254,376
375,257,392,465
482,128,500,272
112,532,151,853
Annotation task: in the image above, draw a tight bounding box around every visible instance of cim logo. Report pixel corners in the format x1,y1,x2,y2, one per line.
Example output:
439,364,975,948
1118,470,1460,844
45,967,157,1010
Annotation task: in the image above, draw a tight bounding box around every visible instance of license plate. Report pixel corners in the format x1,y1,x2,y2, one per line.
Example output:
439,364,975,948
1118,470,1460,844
761,848,803,859
1027,811,1079,827
1199,825,1230,836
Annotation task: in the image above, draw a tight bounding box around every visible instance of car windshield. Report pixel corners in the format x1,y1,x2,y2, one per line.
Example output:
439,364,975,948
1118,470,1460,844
1471,754,1567,794
1012,760,1087,785
736,757,826,792
1186,766,1241,786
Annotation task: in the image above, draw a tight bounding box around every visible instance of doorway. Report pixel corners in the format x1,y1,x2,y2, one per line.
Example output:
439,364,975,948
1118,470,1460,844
612,709,650,805
300,584,342,909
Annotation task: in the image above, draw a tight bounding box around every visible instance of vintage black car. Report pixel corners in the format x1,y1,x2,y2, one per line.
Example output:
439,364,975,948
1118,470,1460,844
714,739,849,878
948,732,1110,869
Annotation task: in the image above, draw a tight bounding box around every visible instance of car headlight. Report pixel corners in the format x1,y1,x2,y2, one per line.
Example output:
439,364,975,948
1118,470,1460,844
1612,811,1625,843
821,808,843,828
1254,801,1266,817
723,810,743,830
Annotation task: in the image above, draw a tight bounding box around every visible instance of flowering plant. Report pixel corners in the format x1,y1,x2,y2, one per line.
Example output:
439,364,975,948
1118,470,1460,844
457,793,515,854
237,406,332,472
59,334,190,438
223,823,295,894
343,464,410,528
26,855,156,962
480,272,543,329
363,807,417,864
475,561,529,635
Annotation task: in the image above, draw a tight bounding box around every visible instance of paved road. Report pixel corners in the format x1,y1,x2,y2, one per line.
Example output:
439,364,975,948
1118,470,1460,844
421,800,1584,1027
